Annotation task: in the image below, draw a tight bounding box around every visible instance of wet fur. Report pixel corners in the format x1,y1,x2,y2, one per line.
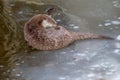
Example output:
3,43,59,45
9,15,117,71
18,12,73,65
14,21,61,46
24,14,113,50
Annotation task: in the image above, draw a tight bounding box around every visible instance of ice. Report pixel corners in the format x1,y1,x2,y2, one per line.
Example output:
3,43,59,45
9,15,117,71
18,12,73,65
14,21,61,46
113,1,120,8
59,77,66,80
118,17,120,20
11,40,120,80
98,24,103,27
16,73,21,77
56,19,61,22
115,42,120,48
69,24,75,27
73,26,79,29
87,73,95,77
114,49,120,54
116,35,120,40
111,21,120,25
104,23,111,26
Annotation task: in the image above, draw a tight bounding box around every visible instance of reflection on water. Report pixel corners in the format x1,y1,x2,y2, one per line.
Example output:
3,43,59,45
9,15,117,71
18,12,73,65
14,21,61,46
0,0,120,80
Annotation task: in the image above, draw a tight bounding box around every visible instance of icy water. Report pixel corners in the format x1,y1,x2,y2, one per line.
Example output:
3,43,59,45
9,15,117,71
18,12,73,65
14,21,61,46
0,0,120,80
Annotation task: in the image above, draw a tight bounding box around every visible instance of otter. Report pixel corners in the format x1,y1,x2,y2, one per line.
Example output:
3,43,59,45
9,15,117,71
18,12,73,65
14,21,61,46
24,13,113,50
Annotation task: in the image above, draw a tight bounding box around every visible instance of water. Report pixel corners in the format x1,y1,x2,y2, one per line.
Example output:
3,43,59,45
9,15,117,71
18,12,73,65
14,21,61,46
0,0,120,80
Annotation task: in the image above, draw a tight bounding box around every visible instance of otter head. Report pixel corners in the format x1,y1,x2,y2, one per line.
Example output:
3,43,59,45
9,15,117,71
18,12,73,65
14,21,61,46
25,14,58,30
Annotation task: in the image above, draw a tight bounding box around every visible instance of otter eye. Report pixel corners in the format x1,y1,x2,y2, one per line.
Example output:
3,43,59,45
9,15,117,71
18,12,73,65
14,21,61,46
38,20,42,25
38,17,46,25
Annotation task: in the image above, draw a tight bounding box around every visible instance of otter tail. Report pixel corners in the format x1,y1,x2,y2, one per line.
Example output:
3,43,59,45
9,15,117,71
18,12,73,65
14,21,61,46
70,31,114,41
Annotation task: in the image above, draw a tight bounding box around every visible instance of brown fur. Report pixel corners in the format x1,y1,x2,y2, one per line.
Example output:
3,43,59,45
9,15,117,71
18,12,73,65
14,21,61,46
24,14,113,50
